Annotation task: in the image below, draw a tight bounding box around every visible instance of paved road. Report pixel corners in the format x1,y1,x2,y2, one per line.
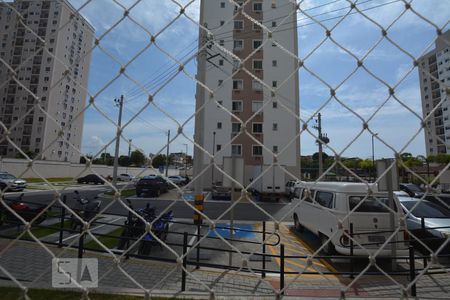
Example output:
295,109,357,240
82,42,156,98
3,187,295,221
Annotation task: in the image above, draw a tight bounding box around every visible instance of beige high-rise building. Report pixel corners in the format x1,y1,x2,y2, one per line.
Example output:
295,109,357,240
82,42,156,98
194,0,300,192
0,0,94,162
419,30,450,155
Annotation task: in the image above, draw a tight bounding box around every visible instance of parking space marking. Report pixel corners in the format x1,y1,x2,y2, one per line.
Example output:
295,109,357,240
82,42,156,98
265,223,338,276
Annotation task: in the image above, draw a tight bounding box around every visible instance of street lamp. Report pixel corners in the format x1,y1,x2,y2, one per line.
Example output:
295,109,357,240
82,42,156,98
371,133,378,182
182,143,188,177
212,131,216,186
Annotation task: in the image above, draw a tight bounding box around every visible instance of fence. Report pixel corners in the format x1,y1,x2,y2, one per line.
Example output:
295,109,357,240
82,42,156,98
0,0,450,299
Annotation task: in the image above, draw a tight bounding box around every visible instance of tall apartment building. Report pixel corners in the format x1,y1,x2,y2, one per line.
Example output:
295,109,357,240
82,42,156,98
194,0,300,191
419,30,450,155
0,0,94,162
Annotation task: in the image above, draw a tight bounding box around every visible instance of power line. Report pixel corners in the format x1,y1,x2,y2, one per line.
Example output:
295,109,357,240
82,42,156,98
123,0,348,100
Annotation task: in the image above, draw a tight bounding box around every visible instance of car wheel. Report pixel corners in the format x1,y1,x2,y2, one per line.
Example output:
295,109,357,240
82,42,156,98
293,214,304,233
320,233,335,255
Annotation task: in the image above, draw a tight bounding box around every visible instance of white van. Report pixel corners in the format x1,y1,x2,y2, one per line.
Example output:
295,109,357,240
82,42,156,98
292,181,408,256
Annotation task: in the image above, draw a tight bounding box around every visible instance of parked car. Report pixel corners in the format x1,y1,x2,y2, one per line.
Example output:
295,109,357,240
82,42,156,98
399,183,424,198
117,173,134,182
168,175,187,186
397,193,450,254
0,193,47,225
135,176,169,197
0,172,27,192
211,184,231,200
292,181,409,256
77,174,105,185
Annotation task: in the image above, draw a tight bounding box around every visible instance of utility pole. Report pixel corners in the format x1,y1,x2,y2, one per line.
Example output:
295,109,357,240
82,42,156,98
212,131,216,186
112,95,124,187
313,113,329,179
183,143,188,177
165,130,170,177
126,139,132,173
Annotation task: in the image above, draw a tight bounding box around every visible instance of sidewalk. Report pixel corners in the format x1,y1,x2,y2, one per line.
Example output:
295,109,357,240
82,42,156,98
0,240,449,298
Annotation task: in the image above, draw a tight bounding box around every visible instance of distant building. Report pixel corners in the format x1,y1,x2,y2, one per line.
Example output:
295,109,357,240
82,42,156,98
0,0,94,162
418,30,450,155
193,0,300,191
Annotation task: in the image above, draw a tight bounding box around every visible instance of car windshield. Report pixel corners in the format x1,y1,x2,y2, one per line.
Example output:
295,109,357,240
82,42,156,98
0,173,16,179
402,200,450,218
349,195,395,213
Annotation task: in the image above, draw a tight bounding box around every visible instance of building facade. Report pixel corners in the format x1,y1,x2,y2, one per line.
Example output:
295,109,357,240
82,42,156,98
194,0,300,191
0,0,94,162
419,30,450,156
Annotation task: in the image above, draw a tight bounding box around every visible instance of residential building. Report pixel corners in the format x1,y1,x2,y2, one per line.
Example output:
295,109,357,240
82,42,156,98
194,0,300,191
419,30,450,155
0,0,94,162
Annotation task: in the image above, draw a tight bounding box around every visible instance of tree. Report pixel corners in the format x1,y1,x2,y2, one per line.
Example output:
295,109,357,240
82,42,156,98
15,150,36,159
118,155,131,167
151,154,166,168
130,150,146,166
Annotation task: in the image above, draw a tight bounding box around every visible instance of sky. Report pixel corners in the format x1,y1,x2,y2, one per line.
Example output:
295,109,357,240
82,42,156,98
68,0,450,160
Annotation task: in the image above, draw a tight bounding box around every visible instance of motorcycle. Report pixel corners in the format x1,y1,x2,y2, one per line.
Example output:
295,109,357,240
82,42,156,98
70,190,102,231
0,193,47,226
138,209,174,255
117,200,173,255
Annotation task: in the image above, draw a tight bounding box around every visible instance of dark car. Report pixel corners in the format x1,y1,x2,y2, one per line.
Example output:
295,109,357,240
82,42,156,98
398,195,450,254
399,183,424,198
77,174,105,185
136,176,169,197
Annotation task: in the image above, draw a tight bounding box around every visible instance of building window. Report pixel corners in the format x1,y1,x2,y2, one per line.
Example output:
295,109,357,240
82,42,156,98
217,144,222,151
234,1,244,11
219,59,224,66
272,123,278,131
233,80,243,90
217,122,222,129
218,80,223,86
234,20,244,30
220,2,225,8
272,21,277,27
253,60,263,70
253,40,262,49
273,146,278,153
252,101,263,112
253,123,263,133
253,2,263,11
232,144,242,156
273,101,278,108
252,145,263,156
233,40,243,50
232,100,243,111
252,80,263,91
272,60,277,67
219,40,225,46
253,23,261,30
272,81,277,88
232,122,241,133
220,20,225,26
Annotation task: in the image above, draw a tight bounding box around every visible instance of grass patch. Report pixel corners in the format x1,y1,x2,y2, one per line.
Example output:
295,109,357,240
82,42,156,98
104,189,136,197
85,227,124,250
25,177,74,183
21,220,73,239
0,286,180,299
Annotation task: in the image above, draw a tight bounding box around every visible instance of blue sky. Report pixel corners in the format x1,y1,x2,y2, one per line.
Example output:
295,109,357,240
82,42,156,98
69,0,450,160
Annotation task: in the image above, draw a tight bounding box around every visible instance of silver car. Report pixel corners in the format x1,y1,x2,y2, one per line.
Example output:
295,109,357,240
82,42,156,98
0,172,27,192
398,195,450,254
